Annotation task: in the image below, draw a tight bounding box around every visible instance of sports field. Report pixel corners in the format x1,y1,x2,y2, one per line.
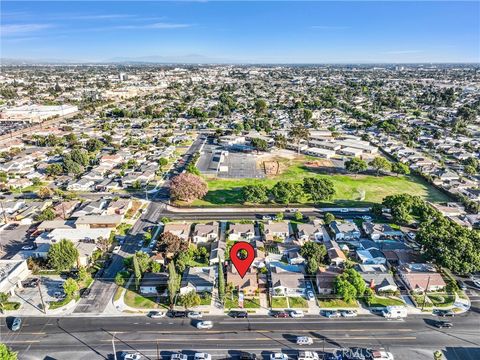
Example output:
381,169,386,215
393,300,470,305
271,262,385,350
189,158,449,207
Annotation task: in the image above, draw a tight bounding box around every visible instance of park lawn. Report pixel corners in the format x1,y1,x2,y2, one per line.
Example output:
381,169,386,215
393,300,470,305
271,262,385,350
288,296,308,308
318,298,358,308
427,293,456,307
124,289,168,309
189,159,448,207
367,296,405,307
271,296,289,308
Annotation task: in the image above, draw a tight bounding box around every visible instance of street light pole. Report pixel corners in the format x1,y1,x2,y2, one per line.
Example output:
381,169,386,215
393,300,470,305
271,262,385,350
422,276,431,311
112,332,117,360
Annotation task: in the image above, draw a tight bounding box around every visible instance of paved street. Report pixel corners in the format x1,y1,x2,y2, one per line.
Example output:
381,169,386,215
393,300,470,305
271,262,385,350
2,313,479,360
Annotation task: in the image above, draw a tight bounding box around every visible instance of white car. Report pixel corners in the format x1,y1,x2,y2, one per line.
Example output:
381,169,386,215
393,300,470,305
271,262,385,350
298,351,319,360
262,215,272,220
194,353,212,360
147,311,165,318
171,354,188,360
290,310,304,318
371,350,395,360
121,352,142,360
137,241,143,247
270,353,288,360
113,245,121,253
341,310,358,318
339,208,349,213
196,320,213,329
296,336,314,345
21,245,34,250
306,291,315,301
188,311,203,319
361,215,372,221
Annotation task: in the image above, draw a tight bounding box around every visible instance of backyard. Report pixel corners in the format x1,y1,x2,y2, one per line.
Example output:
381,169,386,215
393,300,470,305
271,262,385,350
189,157,449,207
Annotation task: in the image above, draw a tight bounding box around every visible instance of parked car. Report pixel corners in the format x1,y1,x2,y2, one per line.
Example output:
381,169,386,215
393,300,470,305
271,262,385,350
270,353,288,360
229,310,248,318
290,310,304,318
341,310,357,318
323,310,341,318
457,280,467,290
121,352,142,360
271,311,289,318
296,336,314,345
297,351,319,360
167,310,187,318
436,320,453,329
194,353,212,360
196,320,213,329
113,245,121,253
187,311,203,319
238,352,257,360
262,215,272,221
361,215,372,221
10,317,22,331
4,224,19,230
80,288,91,298
306,291,315,301
171,354,188,360
370,350,395,360
21,245,35,250
53,291,65,299
339,208,349,213
147,311,165,318
435,309,455,317
22,278,39,288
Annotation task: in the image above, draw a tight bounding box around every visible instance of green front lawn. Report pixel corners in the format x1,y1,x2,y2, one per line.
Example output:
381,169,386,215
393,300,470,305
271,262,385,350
427,293,455,307
288,296,308,308
1,302,21,311
412,294,433,308
124,289,169,309
199,293,212,306
271,296,289,308
188,157,448,207
318,298,358,308
49,296,74,310
225,295,261,309
366,295,405,307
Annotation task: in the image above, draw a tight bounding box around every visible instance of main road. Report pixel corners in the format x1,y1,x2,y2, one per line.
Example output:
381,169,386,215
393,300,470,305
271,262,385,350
2,313,479,360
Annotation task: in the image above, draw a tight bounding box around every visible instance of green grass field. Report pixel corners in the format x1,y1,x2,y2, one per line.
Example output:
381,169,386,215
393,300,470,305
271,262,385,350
318,298,358,308
189,158,449,207
271,296,289,308
366,296,405,307
288,296,308,308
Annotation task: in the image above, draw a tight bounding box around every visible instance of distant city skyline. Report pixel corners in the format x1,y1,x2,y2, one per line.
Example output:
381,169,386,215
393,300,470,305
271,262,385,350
1,1,479,64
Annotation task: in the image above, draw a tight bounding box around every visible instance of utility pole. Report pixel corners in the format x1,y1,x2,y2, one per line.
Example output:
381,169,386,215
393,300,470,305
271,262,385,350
0,202,8,224
422,276,431,311
156,340,160,360
37,280,46,314
112,332,117,360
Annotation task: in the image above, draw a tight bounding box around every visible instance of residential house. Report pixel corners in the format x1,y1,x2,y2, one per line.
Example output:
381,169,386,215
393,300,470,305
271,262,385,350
209,238,226,265
326,240,346,266
227,265,259,296
75,215,122,229
163,223,191,242
330,221,361,240
398,263,446,293
356,249,387,265
362,222,403,240
316,266,343,295
270,263,305,296
106,199,132,216
180,266,216,295
228,223,256,241
263,221,291,242
296,221,329,243
139,272,168,295
66,178,95,191
192,222,219,243
355,264,398,293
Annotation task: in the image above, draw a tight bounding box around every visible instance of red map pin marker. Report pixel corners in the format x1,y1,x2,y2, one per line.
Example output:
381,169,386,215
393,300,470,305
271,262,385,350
230,242,255,279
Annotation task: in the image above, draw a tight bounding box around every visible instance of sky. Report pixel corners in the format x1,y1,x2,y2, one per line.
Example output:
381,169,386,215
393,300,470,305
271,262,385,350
1,1,479,63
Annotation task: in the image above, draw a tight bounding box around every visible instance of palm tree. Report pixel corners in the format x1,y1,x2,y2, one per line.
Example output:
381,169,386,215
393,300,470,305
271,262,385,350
289,124,310,154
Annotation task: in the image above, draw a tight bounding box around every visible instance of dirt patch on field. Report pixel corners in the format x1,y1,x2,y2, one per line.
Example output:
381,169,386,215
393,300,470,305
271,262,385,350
263,161,280,175
305,160,334,168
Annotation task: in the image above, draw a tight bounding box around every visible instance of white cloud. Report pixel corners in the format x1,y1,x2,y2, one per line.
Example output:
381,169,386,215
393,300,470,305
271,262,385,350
1,24,53,36
384,50,424,55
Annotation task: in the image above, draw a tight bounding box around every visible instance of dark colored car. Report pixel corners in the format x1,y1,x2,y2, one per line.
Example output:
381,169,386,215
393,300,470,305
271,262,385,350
272,311,289,318
22,278,39,288
167,310,187,318
229,310,248,318
238,352,257,360
436,321,453,329
10,317,22,331
80,288,91,298
457,280,467,291
435,309,455,317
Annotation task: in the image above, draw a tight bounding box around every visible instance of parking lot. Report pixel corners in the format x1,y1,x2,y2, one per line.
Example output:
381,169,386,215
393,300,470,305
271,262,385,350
197,143,265,179
0,224,34,259
14,276,66,313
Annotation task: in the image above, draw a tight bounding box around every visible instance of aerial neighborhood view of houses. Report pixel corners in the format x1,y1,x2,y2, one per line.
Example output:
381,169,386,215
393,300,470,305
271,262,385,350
0,62,479,360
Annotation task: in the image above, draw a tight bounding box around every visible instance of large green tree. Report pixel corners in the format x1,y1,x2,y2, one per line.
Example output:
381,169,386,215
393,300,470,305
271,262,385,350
242,184,269,203
271,181,304,204
369,157,391,175
302,177,336,202
345,158,368,176
47,239,79,271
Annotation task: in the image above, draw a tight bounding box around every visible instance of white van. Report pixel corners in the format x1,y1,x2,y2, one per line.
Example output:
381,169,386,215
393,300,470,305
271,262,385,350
382,306,407,319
